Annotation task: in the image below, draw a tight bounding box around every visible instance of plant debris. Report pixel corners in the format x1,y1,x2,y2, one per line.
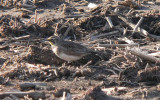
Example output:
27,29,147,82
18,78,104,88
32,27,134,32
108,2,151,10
0,0,160,99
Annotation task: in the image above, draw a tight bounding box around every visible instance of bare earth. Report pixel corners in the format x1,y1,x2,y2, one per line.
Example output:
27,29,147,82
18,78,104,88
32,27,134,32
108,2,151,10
0,0,160,100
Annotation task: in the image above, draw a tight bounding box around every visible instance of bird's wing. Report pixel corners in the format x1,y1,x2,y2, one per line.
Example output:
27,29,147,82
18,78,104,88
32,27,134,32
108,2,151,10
60,41,91,54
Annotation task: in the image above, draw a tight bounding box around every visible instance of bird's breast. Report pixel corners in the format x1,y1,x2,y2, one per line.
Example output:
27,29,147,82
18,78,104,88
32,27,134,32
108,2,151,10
52,47,57,53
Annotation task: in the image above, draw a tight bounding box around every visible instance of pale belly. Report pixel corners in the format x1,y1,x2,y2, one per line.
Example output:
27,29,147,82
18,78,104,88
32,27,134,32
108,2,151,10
57,52,81,61
52,47,82,61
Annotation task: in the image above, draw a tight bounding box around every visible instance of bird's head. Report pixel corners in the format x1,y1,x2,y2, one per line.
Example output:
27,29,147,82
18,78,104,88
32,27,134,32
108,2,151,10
47,36,62,47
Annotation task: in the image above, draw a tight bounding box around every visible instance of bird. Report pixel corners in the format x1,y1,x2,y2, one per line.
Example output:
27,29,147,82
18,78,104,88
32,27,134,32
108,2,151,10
47,36,95,62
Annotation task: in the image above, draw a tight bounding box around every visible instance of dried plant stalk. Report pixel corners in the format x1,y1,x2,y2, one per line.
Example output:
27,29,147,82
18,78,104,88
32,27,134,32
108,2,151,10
128,48,160,63
34,9,37,23
1,0,3,5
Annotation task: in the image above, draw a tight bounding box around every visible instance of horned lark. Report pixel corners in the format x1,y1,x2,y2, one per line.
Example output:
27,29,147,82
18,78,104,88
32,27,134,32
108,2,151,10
47,36,95,62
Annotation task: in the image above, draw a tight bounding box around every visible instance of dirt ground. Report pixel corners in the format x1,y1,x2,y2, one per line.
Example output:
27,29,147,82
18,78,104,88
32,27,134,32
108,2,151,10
0,0,160,100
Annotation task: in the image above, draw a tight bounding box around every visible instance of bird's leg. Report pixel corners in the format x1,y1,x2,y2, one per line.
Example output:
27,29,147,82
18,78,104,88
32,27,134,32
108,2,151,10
62,61,71,66
68,61,73,65
62,62,67,66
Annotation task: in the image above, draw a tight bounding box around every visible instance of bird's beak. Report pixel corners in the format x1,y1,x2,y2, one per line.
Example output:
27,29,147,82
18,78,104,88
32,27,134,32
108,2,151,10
43,37,52,45
45,36,57,47
46,37,56,47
